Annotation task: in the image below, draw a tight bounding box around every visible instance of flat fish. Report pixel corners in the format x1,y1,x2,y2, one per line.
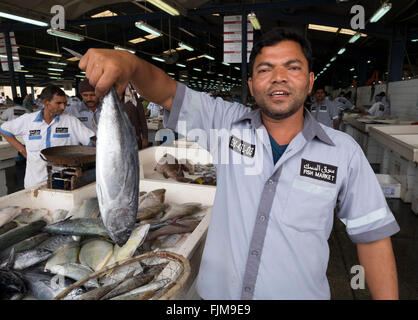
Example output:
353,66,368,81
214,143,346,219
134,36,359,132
138,189,166,209
14,208,51,224
136,203,168,221
79,238,113,272
44,242,80,273
96,87,139,247
0,206,23,228
68,198,99,219
159,203,202,222
106,224,150,267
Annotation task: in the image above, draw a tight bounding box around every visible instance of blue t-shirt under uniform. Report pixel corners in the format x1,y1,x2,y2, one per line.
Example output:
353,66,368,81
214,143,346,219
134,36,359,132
268,133,288,164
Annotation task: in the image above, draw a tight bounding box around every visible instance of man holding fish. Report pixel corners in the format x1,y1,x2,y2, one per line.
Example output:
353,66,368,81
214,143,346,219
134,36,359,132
79,28,399,300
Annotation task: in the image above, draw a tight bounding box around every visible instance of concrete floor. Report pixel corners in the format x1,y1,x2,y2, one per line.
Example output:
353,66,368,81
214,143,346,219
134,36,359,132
5,159,417,300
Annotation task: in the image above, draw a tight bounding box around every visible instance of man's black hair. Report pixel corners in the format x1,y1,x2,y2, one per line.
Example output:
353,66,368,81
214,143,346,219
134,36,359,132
314,86,325,93
40,85,66,102
13,96,23,105
248,27,313,77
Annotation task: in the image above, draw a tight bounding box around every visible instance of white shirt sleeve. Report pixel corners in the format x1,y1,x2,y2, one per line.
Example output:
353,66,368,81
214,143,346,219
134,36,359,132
0,113,29,136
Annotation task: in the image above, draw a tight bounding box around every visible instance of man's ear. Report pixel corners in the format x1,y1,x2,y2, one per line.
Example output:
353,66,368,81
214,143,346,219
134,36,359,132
247,77,253,97
308,72,314,95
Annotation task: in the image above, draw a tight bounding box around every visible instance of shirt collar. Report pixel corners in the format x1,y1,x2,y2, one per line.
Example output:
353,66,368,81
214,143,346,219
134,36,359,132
233,107,335,146
33,108,60,123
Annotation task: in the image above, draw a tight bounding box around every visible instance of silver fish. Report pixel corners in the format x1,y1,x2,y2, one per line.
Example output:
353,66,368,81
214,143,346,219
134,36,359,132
21,270,85,300
9,235,77,270
0,220,47,252
49,263,99,289
43,218,109,237
110,278,170,300
96,87,139,247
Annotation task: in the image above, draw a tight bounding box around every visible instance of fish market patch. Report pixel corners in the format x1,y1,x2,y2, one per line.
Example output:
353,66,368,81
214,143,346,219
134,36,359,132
55,127,69,133
300,158,337,184
229,135,255,158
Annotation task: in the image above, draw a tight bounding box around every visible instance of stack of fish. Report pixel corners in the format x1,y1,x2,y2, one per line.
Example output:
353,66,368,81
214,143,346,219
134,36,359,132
0,189,205,300
155,154,217,186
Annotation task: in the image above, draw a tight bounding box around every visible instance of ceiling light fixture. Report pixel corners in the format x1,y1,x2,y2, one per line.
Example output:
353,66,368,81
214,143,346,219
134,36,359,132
152,56,165,62
114,46,136,54
178,42,194,51
176,63,186,67
135,21,162,37
337,48,346,55
349,33,361,44
222,62,230,66
370,2,392,23
46,28,84,41
36,49,62,57
247,12,261,30
330,56,337,62
129,37,146,44
48,61,67,66
0,11,48,27
146,0,180,16
48,67,64,72
193,68,202,71
203,54,215,60
15,69,28,73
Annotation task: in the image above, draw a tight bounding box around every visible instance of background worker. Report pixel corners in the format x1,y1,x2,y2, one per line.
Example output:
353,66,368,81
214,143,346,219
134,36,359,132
310,87,340,129
79,28,399,300
66,79,101,132
0,85,95,189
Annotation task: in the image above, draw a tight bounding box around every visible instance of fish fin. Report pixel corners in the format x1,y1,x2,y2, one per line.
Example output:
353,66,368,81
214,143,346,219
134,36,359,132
5,247,16,270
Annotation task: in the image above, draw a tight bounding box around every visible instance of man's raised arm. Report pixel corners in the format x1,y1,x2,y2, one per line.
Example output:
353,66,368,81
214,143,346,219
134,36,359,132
79,49,177,111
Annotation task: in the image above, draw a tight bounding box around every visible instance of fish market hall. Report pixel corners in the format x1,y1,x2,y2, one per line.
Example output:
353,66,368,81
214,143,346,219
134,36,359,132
0,0,417,301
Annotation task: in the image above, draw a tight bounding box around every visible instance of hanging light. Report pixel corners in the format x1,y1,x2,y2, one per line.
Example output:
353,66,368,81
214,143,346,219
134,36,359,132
135,21,162,37
247,12,261,30
370,2,392,23
178,42,194,51
46,29,84,41
0,11,48,27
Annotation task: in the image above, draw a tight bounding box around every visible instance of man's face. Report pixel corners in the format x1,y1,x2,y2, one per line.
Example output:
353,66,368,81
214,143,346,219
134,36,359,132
248,40,314,120
81,91,99,110
44,94,67,116
315,89,326,103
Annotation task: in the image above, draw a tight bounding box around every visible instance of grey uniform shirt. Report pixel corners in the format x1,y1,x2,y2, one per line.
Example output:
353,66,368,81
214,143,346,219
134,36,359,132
65,102,101,133
310,99,340,128
164,83,400,300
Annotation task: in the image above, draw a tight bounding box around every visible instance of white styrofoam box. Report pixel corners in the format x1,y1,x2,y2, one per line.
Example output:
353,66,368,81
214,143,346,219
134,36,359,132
138,145,214,183
412,165,418,214
396,156,416,203
376,174,401,198
381,147,391,174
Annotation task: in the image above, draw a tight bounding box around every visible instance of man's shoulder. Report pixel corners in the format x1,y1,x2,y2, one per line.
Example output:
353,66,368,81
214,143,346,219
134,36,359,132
319,124,360,151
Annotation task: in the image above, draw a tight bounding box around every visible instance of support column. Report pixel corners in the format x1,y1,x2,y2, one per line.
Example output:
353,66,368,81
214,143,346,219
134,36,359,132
358,56,368,87
4,31,17,98
18,73,27,97
388,25,407,82
241,9,248,104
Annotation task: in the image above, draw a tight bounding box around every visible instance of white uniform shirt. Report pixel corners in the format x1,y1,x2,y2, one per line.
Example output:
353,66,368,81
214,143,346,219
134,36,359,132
1,105,29,121
164,83,399,300
147,102,163,117
368,102,386,117
0,109,95,188
310,99,340,128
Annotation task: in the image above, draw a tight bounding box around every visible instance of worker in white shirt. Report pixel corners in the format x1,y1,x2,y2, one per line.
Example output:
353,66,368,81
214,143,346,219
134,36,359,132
310,87,340,129
1,97,30,121
368,92,389,117
0,85,95,189
147,102,163,118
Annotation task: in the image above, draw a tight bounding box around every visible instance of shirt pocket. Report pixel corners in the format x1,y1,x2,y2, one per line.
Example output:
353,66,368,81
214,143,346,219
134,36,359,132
280,177,337,232
26,136,44,152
